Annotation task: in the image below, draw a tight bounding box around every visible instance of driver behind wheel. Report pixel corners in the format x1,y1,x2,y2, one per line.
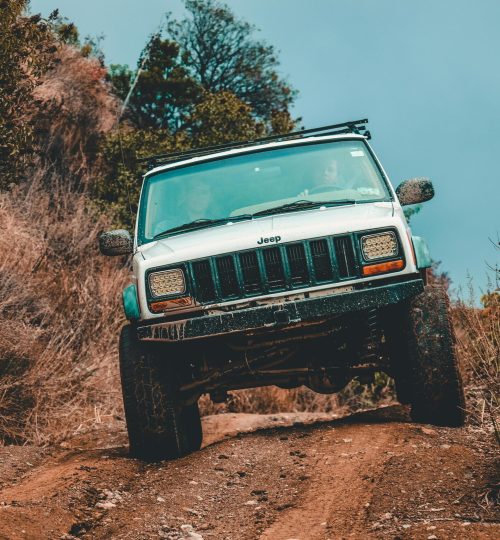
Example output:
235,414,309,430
299,157,353,196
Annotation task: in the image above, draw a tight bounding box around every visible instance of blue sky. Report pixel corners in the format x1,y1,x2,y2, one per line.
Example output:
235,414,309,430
31,0,500,299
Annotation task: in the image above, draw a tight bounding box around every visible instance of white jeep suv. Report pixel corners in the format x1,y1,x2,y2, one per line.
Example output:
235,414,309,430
100,119,465,461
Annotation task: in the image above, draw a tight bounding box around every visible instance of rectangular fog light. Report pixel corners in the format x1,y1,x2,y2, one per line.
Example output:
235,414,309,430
361,232,398,261
149,269,186,297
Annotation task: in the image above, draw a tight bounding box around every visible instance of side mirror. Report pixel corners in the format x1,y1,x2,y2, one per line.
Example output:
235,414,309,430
99,229,133,256
395,177,435,206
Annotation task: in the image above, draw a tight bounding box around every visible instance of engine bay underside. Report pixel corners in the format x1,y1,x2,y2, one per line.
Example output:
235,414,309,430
166,307,394,405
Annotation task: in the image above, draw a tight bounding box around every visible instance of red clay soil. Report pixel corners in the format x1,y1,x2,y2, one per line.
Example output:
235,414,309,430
0,405,498,540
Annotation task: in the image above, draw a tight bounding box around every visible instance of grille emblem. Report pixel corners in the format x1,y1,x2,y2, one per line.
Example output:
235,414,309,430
257,235,281,245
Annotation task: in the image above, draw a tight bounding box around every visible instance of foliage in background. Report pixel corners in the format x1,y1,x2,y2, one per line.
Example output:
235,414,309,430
49,8,106,62
200,373,395,418
95,129,188,226
109,38,201,131
0,0,57,188
167,0,296,127
108,0,296,133
0,2,114,188
187,90,262,146
32,46,119,181
403,204,422,223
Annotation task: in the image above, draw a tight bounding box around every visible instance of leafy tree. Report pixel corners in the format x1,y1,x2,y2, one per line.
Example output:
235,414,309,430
186,90,262,147
269,110,298,136
108,37,201,131
80,34,106,64
0,0,57,187
168,0,296,128
47,9,80,46
49,10,105,63
108,0,297,133
96,129,190,227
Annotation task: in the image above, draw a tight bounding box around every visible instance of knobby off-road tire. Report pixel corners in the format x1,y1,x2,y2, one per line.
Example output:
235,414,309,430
119,325,202,461
386,285,466,426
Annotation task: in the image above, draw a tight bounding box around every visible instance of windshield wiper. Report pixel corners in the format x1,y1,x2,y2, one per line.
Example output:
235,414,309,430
153,199,357,239
252,199,356,217
153,214,253,239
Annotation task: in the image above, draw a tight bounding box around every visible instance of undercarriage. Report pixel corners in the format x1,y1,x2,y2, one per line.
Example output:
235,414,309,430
161,307,392,406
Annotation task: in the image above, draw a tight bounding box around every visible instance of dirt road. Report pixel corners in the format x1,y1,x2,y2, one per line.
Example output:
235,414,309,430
0,405,497,540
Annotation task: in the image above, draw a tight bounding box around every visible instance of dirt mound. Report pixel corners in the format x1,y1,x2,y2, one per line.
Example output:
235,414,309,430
0,406,497,539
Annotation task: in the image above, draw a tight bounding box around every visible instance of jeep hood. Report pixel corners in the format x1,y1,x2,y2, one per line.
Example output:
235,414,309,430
137,202,396,265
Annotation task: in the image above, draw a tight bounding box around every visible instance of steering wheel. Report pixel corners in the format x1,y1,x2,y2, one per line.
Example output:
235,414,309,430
308,184,346,194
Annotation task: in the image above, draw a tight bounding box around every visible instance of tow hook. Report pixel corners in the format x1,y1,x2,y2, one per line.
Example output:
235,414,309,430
274,309,290,325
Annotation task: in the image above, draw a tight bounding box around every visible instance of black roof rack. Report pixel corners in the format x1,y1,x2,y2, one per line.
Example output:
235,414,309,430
139,118,370,169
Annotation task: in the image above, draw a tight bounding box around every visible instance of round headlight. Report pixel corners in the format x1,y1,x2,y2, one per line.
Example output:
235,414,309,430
149,269,186,297
361,232,398,261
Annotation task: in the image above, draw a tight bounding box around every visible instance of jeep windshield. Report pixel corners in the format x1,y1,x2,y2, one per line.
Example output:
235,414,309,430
137,139,391,244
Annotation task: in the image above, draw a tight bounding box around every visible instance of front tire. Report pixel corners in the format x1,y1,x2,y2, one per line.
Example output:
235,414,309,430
119,325,202,461
386,285,466,426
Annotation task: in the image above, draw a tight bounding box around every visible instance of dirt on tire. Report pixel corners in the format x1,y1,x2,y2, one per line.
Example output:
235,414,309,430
0,405,497,540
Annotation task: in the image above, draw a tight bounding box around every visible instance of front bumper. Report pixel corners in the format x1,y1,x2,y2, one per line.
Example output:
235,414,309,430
136,278,423,342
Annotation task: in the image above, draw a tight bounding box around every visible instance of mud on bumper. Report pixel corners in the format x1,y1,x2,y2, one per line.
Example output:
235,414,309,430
136,279,423,342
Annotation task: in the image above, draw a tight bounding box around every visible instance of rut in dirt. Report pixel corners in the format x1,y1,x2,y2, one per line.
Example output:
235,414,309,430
0,405,498,540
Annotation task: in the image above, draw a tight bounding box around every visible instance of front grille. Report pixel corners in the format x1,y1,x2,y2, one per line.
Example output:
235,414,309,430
239,251,262,294
192,259,217,302
263,247,286,289
189,234,360,304
310,239,333,281
334,236,357,278
216,256,239,297
286,243,309,285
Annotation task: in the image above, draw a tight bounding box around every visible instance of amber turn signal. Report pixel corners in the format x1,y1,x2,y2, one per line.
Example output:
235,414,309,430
362,259,404,276
150,296,193,313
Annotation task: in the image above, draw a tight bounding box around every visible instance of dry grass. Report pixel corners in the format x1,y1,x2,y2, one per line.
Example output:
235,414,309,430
452,292,500,440
0,40,126,445
0,173,127,444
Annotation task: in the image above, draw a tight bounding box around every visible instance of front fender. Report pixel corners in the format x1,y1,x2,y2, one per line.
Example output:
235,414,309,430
122,284,140,321
412,236,432,269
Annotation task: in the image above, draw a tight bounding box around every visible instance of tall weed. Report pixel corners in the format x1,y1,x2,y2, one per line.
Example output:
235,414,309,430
453,290,499,439
0,174,127,443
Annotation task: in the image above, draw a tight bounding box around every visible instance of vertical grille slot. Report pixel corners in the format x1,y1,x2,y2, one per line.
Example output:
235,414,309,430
192,259,217,302
286,243,309,286
239,251,262,294
334,236,357,279
216,256,239,298
310,239,333,281
263,247,286,289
